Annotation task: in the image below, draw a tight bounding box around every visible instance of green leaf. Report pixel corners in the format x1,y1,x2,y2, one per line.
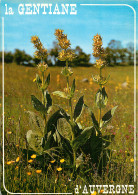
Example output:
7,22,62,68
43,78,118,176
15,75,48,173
26,130,43,154
54,129,73,164
31,95,46,113
46,110,64,134
90,112,99,129
26,111,44,134
52,91,69,99
36,74,42,85
44,91,52,112
45,73,50,87
72,126,94,151
70,79,75,97
76,154,83,169
74,96,84,121
100,106,118,128
95,87,108,108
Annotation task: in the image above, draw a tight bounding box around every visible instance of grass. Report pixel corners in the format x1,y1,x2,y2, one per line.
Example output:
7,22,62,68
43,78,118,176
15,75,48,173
0,63,136,194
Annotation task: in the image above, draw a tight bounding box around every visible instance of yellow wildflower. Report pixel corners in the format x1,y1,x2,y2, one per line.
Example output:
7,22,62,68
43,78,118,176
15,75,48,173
16,157,20,162
27,172,32,176
36,170,42,174
57,167,62,172
100,189,104,193
6,161,12,165
33,78,36,82
7,131,12,135
28,159,33,163
50,160,55,163
60,159,65,163
31,154,36,159
91,191,97,195
130,158,134,162
15,166,19,169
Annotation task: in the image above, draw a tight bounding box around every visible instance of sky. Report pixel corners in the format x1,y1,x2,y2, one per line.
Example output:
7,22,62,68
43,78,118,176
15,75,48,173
0,0,137,58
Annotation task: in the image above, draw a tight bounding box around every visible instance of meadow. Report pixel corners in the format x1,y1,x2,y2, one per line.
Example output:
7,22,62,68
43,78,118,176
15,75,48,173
0,63,136,194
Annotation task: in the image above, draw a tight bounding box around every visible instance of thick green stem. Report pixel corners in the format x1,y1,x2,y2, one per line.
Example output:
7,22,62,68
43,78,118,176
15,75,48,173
41,70,47,135
69,98,74,140
99,68,102,125
65,57,76,168
66,60,69,90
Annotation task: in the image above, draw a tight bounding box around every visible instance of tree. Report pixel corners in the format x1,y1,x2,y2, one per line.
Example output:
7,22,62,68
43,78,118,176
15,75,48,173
126,42,134,65
71,46,91,67
14,49,32,65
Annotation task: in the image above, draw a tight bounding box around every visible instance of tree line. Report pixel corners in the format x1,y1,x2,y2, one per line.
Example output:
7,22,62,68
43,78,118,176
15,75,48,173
0,40,137,66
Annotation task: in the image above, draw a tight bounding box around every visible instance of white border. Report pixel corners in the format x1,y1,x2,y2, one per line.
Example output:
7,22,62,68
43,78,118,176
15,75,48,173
2,3,137,194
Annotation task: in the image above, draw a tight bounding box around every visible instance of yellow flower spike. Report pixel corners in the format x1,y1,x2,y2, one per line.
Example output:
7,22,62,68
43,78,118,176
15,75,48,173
73,99,76,102
100,189,104,193
50,160,55,163
28,159,33,163
57,167,62,172
27,172,32,176
95,59,105,69
36,170,42,174
33,78,36,82
60,159,65,163
31,154,36,159
130,158,134,162
16,157,20,162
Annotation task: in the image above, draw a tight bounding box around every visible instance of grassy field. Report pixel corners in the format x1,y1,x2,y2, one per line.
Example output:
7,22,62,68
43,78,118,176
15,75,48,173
0,63,136,194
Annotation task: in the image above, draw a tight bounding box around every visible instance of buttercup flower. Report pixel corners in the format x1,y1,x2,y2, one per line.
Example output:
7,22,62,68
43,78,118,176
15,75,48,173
50,160,56,163
31,154,36,159
60,159,65,163
130,158,134,162
36,170,42,174
6,161,15,165
16,157,20,162
57,167,62,171
27,172,32,176
28,159,33,163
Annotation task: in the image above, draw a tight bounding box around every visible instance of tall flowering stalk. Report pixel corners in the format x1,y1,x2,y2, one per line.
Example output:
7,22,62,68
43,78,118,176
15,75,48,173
26,36,58,157
31,36,50,135
53,29,75,140
53,29,84,170
92,34,109,126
